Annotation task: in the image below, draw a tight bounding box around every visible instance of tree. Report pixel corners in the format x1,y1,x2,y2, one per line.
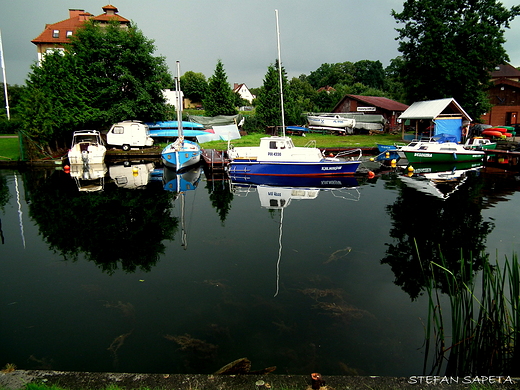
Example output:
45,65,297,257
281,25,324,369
255,60,298,127
353,60,385,90
203,60,237,117
392,0,520,119
20,20,172,148
180,71,208,104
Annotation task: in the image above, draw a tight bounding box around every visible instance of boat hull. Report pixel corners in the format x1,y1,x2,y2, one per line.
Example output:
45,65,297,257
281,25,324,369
403,150,484,164
228,160,361,176
307,115,355,128
161,140,201,171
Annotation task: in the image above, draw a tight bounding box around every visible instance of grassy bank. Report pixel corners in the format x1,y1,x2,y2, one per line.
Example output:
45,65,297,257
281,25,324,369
199,132,404,150
0,137,20,161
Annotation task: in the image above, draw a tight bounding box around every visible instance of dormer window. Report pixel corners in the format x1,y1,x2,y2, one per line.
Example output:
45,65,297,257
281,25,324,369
52,30,59,38
66,30,73,38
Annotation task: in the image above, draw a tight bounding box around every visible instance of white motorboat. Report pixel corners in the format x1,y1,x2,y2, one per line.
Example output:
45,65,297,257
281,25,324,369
307,114,356,129
68,130,106,165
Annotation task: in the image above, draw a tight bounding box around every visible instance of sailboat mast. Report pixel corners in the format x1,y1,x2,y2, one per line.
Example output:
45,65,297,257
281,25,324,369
176,61,183,142
0,29,10,120
275,10,285,137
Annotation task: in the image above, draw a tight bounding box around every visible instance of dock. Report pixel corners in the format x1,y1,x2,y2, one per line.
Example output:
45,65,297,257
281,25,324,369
201,149,229,172
484,149,520,171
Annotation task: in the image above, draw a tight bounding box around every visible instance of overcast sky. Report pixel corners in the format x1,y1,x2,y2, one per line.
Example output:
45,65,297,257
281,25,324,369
1,0,520,88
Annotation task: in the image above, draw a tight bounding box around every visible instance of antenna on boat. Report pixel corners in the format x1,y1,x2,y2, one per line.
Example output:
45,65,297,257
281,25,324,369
275,10,285,137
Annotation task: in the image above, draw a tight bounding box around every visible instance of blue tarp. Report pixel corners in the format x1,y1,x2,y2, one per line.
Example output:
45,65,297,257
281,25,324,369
434,117,462,142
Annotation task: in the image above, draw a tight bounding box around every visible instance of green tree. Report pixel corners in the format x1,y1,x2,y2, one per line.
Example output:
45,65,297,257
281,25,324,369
180,71,208,103
353,60,385,90
255,61,298,128
392,0,520,119
203,60,237,116
20,20,172,149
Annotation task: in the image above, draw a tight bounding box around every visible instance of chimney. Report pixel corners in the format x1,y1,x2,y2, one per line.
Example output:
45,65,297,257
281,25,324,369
69,9,85,18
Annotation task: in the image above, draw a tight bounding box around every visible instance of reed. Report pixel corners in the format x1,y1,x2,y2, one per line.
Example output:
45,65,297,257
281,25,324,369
422,248,520,376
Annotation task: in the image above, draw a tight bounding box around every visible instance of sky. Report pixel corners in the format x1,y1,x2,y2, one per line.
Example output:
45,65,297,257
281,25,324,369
1,0,520,89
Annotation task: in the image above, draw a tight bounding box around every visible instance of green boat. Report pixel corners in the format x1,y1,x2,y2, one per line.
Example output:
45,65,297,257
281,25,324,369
399,140,485,164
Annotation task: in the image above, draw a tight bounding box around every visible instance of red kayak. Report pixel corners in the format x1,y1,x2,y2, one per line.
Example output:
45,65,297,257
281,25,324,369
482,130,504,137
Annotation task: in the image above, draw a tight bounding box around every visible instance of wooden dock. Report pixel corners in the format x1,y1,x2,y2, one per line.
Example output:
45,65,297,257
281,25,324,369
484,149,520,171
201,149,229,172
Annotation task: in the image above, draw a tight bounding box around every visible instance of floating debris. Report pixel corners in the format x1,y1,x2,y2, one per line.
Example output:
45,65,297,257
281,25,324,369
103,301,135,320
214,357,276,375
324,247,352,264
1,363,16,373
164,333,217,359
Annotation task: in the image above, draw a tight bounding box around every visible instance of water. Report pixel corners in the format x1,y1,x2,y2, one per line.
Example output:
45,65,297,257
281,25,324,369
0,162,519,376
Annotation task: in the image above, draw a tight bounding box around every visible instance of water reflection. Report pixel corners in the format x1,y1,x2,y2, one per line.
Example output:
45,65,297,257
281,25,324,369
69,163,107,192
1,163,519,376
230,177,362,298
383,164,494,300
26,167,179,273
399,162,483,200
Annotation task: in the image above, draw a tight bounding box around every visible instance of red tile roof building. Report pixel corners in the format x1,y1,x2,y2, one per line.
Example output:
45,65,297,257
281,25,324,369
31,5,130,64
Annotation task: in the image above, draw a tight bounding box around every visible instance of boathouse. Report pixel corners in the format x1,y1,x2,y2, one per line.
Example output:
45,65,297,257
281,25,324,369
399,98,472,143
332,95,409,132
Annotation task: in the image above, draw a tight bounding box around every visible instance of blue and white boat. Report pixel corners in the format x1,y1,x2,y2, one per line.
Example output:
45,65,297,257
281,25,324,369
228,136,362,176
147,121,208,139
161,62,201,171
227,11,362,178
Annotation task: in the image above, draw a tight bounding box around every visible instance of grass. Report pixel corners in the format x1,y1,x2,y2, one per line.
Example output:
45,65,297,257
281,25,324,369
200,132,404,150
422,250,520,377
0,136,20,160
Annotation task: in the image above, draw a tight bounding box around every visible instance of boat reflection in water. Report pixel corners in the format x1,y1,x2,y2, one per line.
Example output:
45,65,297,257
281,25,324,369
162,164,202,249
69,163,107,192
231,174,361,296
109,162,155,189
399,162,483,199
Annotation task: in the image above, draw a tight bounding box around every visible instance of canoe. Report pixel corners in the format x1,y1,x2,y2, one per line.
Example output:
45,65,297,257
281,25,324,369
481,130,503,137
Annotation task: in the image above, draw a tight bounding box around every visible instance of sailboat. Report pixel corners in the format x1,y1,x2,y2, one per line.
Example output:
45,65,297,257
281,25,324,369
227,10,362,177
161,61,201,171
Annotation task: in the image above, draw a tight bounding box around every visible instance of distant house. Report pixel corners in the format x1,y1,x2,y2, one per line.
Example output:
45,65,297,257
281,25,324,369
332,94,409,132
31,5,130,65
399,98,472,143
233,83,255,104
481,63,520,127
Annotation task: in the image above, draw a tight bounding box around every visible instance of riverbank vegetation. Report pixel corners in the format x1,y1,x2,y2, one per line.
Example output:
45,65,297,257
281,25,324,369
422,252,520,377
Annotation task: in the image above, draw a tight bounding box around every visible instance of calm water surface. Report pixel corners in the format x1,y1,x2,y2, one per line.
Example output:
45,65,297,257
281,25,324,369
0,162,519,376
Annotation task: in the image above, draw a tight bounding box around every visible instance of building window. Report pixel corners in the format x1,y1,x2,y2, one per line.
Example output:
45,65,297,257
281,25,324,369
53,30,59,38
66,31,73,38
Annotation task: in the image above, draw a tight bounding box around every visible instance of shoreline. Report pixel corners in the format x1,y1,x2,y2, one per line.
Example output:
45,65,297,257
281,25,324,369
2,370,518,390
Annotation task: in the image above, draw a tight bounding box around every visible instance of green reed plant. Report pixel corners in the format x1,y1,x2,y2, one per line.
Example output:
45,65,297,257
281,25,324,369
422,249,520,376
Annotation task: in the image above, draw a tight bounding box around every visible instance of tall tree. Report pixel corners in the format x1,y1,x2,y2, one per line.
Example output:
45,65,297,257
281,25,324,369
255,60,297,127
180,71,208,104
20,20,172,148
203,60,237,117
392,0,520,119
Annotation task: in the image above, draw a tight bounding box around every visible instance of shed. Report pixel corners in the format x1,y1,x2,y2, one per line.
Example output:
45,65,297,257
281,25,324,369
399,98,472,142
332,94,409,132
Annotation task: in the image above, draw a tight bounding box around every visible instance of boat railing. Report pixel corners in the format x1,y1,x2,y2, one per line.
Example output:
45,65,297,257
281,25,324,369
335,148,362,161
230,183,257,196
304,140,317,148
